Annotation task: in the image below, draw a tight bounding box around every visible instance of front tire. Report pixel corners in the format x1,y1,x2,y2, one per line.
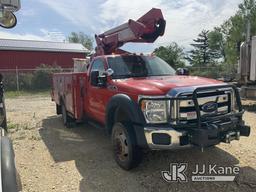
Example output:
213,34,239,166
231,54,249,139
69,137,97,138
112,122,142,170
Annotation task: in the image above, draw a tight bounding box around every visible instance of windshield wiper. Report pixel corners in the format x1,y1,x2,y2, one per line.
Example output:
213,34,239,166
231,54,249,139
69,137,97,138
113,73,148,79
112,74,132,79
148,74,173,76
129,73,148,77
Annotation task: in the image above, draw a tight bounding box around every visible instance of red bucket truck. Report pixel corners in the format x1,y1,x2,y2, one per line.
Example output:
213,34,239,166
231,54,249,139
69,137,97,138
52,8,250,170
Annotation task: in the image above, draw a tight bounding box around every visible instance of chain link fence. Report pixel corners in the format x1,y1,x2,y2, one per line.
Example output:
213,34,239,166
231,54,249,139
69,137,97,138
188,65,237,80
0,64,237,92
0,65,73,92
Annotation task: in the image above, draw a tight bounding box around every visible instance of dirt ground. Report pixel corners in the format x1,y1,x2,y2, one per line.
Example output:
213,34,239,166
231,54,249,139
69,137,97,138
5,95,256,192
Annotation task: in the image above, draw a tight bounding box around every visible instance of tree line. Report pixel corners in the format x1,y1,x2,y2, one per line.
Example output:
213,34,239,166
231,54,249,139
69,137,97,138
153,0,256,78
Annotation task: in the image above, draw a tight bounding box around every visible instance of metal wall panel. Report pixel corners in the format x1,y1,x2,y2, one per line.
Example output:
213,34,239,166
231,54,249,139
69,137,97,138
0,50,85,70
250,36,256,81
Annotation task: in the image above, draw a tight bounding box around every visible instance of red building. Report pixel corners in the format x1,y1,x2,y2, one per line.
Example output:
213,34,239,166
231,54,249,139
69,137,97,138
0,39,88,71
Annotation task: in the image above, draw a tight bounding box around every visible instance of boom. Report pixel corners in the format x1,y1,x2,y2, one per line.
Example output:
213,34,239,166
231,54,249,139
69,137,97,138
95,8,166,56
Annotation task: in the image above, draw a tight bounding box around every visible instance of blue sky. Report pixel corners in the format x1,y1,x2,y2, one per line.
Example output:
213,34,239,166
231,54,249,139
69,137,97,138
0,0,243,52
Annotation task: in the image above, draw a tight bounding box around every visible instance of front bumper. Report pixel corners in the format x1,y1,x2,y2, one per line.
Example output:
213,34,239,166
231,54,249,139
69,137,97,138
144,127,192,150
143,115,250,150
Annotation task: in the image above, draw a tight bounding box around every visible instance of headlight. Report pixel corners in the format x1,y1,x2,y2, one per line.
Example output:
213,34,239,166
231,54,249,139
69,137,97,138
140,99,169,124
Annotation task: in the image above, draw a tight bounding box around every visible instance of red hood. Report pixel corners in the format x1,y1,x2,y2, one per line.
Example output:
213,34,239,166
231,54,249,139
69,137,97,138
112,75,224,95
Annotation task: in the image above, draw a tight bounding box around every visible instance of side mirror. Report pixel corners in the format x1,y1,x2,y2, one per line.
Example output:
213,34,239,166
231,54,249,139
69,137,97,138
98,75,107,87
176,68,189,76
105,68,114,76
90,71,99,86
90,71,107,87
0,74,3,82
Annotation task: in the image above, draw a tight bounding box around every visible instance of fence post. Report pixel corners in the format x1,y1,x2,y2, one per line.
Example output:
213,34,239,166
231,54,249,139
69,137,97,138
16,66,19,92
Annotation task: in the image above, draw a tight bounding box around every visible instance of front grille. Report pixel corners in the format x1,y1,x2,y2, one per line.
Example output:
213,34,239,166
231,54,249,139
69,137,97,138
176,90,232,123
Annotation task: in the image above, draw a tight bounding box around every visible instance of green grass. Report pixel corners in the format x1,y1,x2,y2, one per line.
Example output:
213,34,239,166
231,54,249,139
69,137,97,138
5,90,51,98
7,122,18,130
7,121,33,133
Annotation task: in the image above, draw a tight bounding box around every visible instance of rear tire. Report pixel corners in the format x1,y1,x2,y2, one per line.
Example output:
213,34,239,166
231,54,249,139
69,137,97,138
112,122,142,170
61,104,73,128
56,104,62,115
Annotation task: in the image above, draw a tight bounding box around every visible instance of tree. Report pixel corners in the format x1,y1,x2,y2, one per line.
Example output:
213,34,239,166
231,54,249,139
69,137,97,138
185,0,256,78
219,0,256,65
238,0,255,15
153,42,185,69
187,30,213,67
208,27,225,61
68,32,94,51
220,14,245,65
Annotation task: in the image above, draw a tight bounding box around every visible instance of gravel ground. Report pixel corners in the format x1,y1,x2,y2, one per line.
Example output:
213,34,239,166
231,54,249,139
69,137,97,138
5,95,256,192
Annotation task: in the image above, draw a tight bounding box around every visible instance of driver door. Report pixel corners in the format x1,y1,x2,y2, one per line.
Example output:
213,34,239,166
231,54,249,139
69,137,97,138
87,58,108,123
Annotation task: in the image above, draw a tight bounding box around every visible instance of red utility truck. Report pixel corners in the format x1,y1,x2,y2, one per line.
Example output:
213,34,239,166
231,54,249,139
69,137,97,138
52,8,250,170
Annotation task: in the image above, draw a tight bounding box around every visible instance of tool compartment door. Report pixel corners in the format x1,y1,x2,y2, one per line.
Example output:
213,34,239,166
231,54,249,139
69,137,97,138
72,73,87,120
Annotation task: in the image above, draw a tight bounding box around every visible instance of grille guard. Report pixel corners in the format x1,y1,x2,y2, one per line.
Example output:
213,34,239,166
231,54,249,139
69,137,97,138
168,84,243,128
138,84,250,148
144,85,247,126
139,84,243,128
168,84,250,147
191,84,242,128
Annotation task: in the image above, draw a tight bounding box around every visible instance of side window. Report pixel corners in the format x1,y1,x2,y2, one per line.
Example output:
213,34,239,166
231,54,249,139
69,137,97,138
91,59,105,76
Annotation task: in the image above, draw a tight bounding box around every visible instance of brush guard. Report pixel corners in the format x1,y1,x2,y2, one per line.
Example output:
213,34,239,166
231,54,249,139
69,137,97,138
173,84,250,147
141,84,251,149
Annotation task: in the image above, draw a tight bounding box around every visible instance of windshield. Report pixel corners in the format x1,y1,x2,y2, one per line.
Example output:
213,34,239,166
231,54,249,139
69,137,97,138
107,55,176,79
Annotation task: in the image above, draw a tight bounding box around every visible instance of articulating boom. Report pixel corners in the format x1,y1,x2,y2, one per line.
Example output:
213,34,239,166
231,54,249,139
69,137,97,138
95,8,166,56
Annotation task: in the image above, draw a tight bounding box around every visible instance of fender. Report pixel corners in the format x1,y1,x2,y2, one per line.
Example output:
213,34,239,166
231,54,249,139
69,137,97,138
105,94,146,133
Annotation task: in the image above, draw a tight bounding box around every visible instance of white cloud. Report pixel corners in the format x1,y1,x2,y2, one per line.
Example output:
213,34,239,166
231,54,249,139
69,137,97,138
99,0,243,49
19,8,36,17
37,0,98,32
0,31,46,41
0,29,65,42
40,28,66,42
31,0,244,50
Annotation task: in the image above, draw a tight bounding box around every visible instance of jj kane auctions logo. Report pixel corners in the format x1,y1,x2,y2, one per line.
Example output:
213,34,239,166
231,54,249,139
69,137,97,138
162,163,240,182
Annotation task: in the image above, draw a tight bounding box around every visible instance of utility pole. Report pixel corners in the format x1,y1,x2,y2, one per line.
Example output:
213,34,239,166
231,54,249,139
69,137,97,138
246,9,251,43
243,8,251,84
16,66,19,92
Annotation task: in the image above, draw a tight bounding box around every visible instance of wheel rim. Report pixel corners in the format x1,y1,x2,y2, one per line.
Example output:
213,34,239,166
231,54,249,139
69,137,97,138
114,128,129,162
